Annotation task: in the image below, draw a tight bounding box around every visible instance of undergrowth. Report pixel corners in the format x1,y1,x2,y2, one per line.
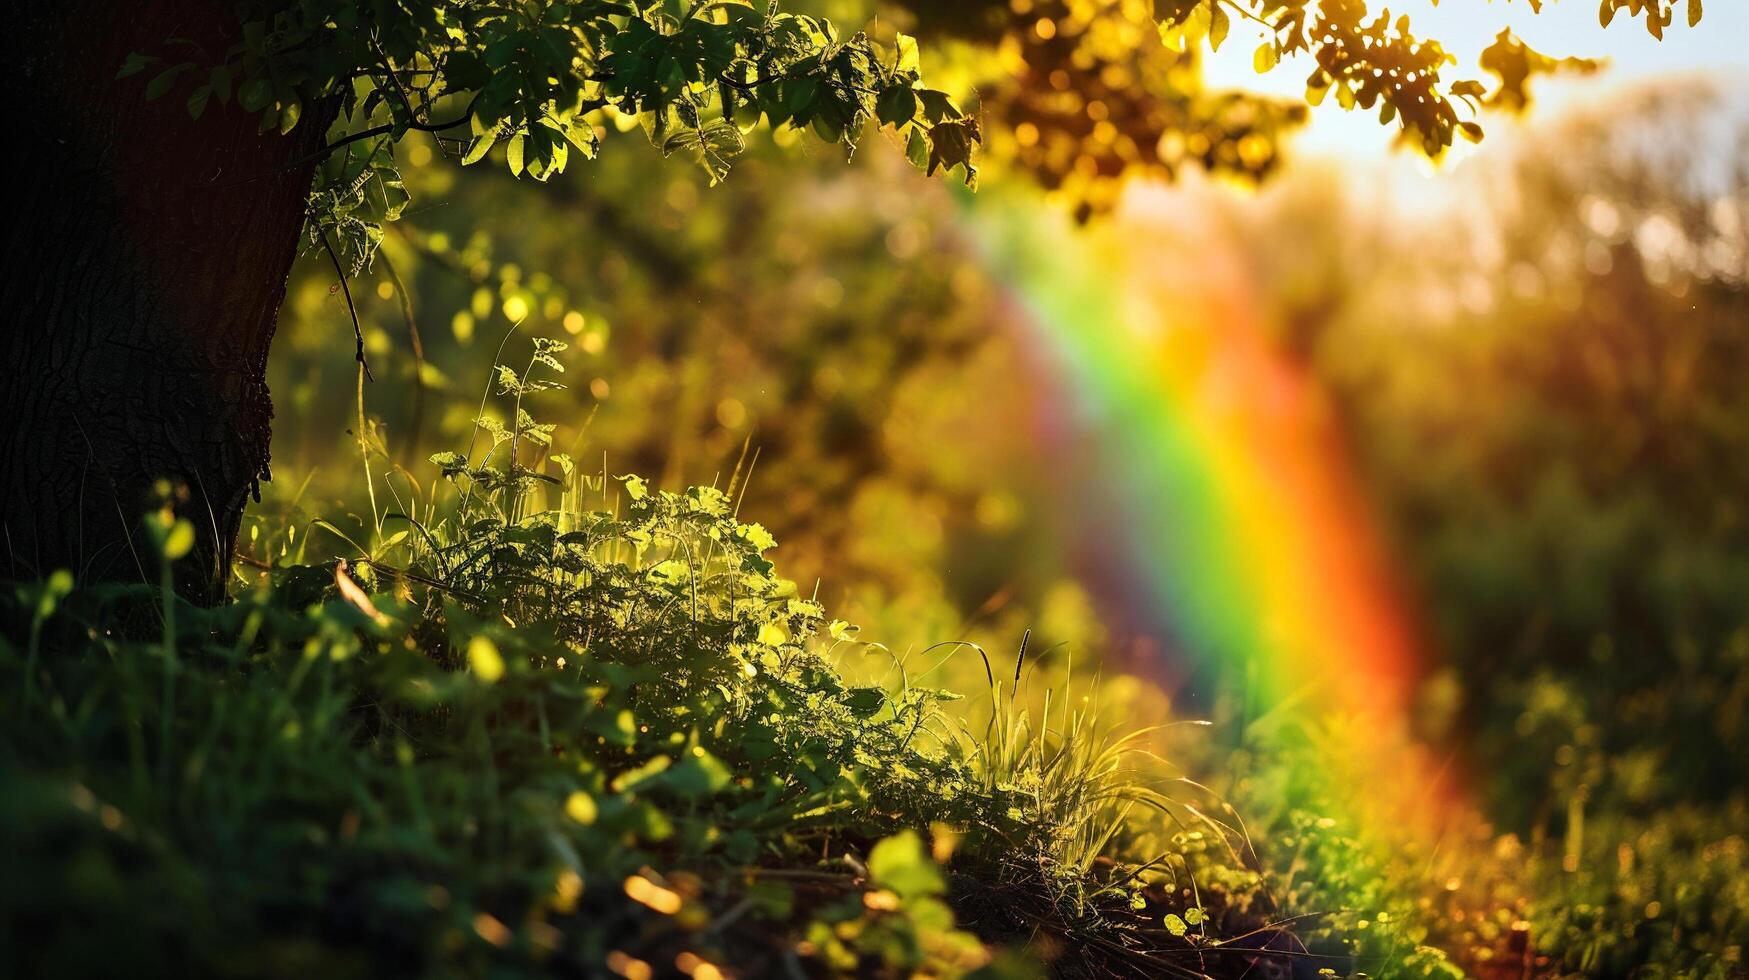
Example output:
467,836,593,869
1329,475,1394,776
7,335,1741,978
0,338,1313,979
1233,716,1748,980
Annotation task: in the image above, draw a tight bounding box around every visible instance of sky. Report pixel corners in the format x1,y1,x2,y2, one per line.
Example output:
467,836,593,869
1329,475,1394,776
1201,0,1749,160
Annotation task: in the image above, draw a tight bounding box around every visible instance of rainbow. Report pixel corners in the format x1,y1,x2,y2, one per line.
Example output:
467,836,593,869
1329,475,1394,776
965,187,1424,731
951,186,1491,880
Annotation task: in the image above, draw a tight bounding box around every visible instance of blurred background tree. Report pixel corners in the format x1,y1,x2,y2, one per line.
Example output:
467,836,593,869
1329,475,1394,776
1310,80,1749,828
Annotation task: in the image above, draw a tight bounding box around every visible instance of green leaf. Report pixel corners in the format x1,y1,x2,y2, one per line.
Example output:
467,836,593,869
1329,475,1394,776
186,85,211,120
1253,42,1279,73
277,97,302,134
483,32,522,69
239,78,272,113
810,114,843,144
1164,913,1188,937
144,64,189,101
876,86,917,128
461,131,496,166
892,31,921,75
757,621,790,647
660,121,745,185
116,52,154,80
162,520,195,560
506,133,526,177
868,830,944,900
916,89,958,125
445,50,489,90
905,128,929,170
209,65,234,105
925,118,981,186
429,451,468,475
844,687,887,717
1208,3,1231,52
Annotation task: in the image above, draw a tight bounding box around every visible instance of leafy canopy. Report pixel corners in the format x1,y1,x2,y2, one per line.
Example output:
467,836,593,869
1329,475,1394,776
129,0,981,177
909,0,1695,214
119,0,1697,245
121,0,981,264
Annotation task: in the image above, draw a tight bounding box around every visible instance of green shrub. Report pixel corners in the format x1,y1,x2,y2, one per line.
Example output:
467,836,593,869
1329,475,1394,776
0,337,1281,979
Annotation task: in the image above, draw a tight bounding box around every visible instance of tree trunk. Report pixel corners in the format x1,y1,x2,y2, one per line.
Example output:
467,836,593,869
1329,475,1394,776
1,1,335,603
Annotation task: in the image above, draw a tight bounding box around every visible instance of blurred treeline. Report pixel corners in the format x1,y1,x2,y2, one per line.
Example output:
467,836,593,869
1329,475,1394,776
263,73,1748,841
1287,80,1749,830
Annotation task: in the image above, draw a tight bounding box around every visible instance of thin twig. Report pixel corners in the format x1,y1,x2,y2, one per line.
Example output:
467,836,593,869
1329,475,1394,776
319,110,471,158
319,227,373,382
369,34,422,126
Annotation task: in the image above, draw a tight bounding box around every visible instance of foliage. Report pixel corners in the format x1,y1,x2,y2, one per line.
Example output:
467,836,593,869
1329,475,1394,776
1,342,1294,978
899,0,1310,217
248,71,1749,977
78,0,1744,968
1514,802,1748,978
266,134,1067,658
119,0,981,267
1315,81,1749,824
0,577,986,976
114,0,1692,258
1232,722,1749,979
886,0,1683,214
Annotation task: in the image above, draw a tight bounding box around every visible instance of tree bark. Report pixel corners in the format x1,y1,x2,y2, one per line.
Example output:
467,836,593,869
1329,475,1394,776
1,1,335,603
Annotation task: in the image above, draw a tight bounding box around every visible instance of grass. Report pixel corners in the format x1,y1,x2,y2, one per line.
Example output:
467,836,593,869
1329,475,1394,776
6,335,1743,978
1227,714,1749,980
0,338,1297,979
